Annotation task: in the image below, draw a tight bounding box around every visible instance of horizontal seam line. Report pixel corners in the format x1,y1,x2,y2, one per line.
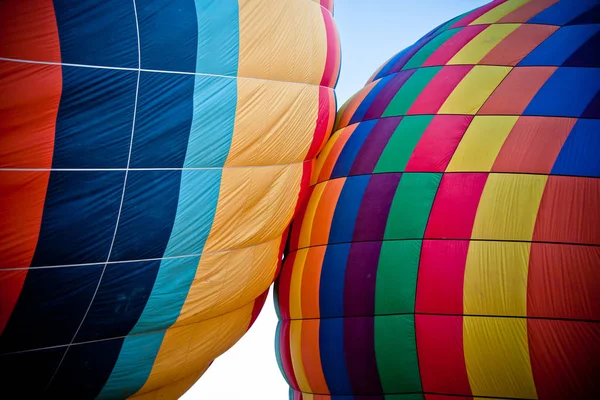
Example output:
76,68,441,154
281,312,599,324
0,57,333,89
294,389,537,400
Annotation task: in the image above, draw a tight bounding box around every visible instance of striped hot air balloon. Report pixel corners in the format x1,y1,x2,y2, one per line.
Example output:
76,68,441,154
0,0,340,398
275,0,600,399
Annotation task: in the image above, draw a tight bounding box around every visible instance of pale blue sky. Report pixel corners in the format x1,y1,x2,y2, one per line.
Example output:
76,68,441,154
185,1,489,399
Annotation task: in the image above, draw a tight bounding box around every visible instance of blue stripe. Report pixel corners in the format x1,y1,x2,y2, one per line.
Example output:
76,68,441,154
349,74,395,125
331,120,378,179
374,47,413,82
195,0,240,76
328,175,371,243
552,119,600,178
319,243,351,318
137,0,198,72
30,171,124,266
96,331,165,399
564,31,600,67
52,67,137,168
518,25,600,66
523,67,600,117
183,75,238,168
130,72,196,168
528,0,599,26
53,0,137,68
320,317,353,394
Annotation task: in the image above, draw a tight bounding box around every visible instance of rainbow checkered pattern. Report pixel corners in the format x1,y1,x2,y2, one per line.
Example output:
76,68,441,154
276,0,600,399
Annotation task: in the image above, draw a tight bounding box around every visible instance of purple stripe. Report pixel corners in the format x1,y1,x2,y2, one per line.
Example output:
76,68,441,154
387,35,437,75
352,173,401,242
344,241,382,316
349,117,402,176
344,315,384,396
364,70,416,120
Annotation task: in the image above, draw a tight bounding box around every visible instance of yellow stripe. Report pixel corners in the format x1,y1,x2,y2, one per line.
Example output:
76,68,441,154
204,164,303,252
289,248,309,319
298,182,327,249
471,0,533,24
464,241,530,317
472,173,548,241
129,369,207,400
290,320,312,393
238,0,327,85
133,302,254,397
464,317,537,399
225,79,319,167
313,128,343,179
438,66,511,115
446,116,518,172
448,24,521,64
174,238,280,326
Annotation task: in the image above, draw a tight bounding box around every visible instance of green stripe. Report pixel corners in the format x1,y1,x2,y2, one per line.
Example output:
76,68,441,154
375,240,422,315
386,395,425,400
375,314,422,393
382,66,442,117
403,28,462,70
384,173,442,239
374,115,434,174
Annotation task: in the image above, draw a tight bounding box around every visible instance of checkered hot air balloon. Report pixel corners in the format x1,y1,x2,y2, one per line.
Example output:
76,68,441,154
276,1,600,399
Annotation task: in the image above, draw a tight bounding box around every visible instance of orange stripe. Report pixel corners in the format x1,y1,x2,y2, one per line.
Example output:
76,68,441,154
310,178,345,246
317,125,357,182
300,246,326,319
498,0,559,22
335,81,378,130
300,319,329,394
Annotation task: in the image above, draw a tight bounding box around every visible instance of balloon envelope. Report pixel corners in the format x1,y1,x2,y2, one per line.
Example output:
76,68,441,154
276,1,600,399
0,0,339,398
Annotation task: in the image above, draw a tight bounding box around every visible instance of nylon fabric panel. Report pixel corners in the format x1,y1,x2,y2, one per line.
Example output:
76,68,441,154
238,0,329,85
402,29,462,70
315,126,356,182
319,244,350,319
552,119,600,178
353,174,401,242
290,320,311,393
528,0,599,25
348,118,402,176
448,24,520,65
331,120,378,178
301,247,327,320
310,179,346,246
422,26,488,67
290,249,310,320
407,66,473,115
0,348,65,398
498,0,559,23
298,183,328,250
129,369,208,400
382,67,442,117
471,0,532,25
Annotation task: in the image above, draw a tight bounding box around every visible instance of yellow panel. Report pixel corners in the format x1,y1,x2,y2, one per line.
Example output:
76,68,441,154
238,0,327,85
438,66,512,115
471,0,532,24
298,181,327,249
464,241,531,317
289,248,309,320
472,173,548,241
313,128,343,178
290,320,311,393
134,302,254,397
175,238,280,326
446,116,518,172
204,164,303,252
464,317,537,399
225,79,320,167
448,24,520,64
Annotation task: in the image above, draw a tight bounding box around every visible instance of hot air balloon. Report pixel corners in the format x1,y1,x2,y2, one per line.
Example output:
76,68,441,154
276,0,599,399
0,0,339,398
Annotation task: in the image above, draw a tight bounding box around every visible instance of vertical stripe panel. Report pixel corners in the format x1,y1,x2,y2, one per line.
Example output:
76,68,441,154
331,120,378,179
498,0,558,22
403,28,462,70
450,1,508,27
382,67,442,117
407,65,473,115
470,0,531,25
278,321,301,391
290,320,311,393
448,24,520,65
319,244,350,319
423,26,488,67
364,71,416,120
328,175,370,244
480,24,558,66
277,252,297,321
320,317,352,393
349,118,401,176
299,183,328,250
300,247,326,319
311,179,346,247
307,87,335,160
345,315,383,395
290,250,309,320
301,319,329,394
316,126,356,183
320,7,340,87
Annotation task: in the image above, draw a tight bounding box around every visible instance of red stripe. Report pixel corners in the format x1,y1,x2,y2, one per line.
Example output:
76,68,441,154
247,288,269,330
306,86,333,160
450,0,508,28
422,25,487,67
277,252,297,321
279,321,301,391
290,183,315,253
0,1,61,335
407,65,473,115
320,7,339,88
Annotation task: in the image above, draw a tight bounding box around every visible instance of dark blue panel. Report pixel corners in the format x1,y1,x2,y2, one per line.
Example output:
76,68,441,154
564,31,600,67
567,4,600,25
0,348,65,397
320,317,353,394
320,243,350,318
109,170,181,261
528,0,598,26
46,339,125,399
0,265,103,352
53,0,137,67
518,25,600,67
552,119,600,178
523,67,600,117
583,92,600,118
137,0,198,72
53,67,137,168
31,171,125,266
374,47,412,82
130,72,195,168
74,260,161,342
349,74,395,125
331,120,378,179
329,175,371,244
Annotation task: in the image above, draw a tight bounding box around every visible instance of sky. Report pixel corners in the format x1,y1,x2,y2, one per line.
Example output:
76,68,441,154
182,1,489,399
